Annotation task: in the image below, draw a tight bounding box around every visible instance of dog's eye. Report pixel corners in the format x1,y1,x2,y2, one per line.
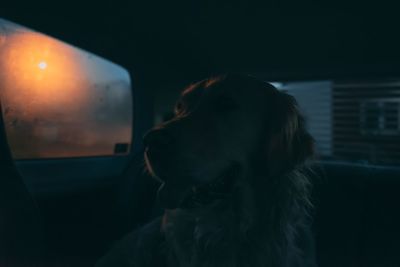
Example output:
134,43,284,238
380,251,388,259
174,101,186,115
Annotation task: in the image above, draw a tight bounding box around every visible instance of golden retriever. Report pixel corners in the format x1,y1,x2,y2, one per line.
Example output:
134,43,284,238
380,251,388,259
97,74,316,267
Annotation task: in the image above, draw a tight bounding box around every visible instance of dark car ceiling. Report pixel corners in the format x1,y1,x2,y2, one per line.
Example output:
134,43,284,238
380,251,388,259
2,1,400,90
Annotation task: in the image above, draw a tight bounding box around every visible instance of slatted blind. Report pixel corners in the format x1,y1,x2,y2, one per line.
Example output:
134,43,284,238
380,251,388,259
333,81,400,165
273,80,400,166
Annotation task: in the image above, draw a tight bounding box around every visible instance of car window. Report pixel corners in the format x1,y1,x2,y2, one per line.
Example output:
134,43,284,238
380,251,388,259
0,19,133,159
273,80,400,166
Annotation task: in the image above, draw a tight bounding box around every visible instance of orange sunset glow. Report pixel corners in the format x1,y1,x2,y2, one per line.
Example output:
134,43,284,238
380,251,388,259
0,32,90,112
0,20,132,159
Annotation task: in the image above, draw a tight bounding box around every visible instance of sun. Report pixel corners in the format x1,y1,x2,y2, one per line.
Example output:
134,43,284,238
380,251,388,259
38,61,47,70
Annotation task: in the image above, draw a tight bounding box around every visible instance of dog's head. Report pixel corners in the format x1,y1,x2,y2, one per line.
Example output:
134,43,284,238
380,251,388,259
144,74,314,209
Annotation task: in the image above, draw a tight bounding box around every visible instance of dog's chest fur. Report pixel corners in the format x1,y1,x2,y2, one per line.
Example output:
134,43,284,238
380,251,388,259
161,205,271,267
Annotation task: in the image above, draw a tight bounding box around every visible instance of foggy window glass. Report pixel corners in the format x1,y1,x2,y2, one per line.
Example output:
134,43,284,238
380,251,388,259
0,19,133,159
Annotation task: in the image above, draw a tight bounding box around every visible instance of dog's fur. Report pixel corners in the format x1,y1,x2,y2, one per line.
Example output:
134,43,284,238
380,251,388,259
97,74,316,267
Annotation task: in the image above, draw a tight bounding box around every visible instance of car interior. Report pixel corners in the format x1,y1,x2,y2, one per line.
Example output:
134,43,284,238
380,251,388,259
1,2,400,266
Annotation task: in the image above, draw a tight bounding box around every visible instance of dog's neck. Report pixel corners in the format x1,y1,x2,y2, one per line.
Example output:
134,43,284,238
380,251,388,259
162,164,306,266
162,202,245,267
160,163,309,267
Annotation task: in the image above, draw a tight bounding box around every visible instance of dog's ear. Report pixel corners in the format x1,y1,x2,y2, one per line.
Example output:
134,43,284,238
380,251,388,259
267,91,314,175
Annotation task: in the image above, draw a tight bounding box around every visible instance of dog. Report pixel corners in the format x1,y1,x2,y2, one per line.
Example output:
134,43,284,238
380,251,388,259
97,74,317,267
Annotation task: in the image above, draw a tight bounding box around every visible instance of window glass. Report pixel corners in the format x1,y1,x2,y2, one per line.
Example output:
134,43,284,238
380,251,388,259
0,19,133,159
273,80,400,166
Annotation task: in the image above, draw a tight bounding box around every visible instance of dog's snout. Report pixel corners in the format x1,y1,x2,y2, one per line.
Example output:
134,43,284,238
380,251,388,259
144,129,175,148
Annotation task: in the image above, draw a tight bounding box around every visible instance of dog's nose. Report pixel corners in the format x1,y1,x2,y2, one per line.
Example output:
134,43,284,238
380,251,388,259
143,129,175,148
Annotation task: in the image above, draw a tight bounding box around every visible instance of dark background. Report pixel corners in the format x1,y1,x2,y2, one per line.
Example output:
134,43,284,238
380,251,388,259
2,2,400,266
2,0,400,91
